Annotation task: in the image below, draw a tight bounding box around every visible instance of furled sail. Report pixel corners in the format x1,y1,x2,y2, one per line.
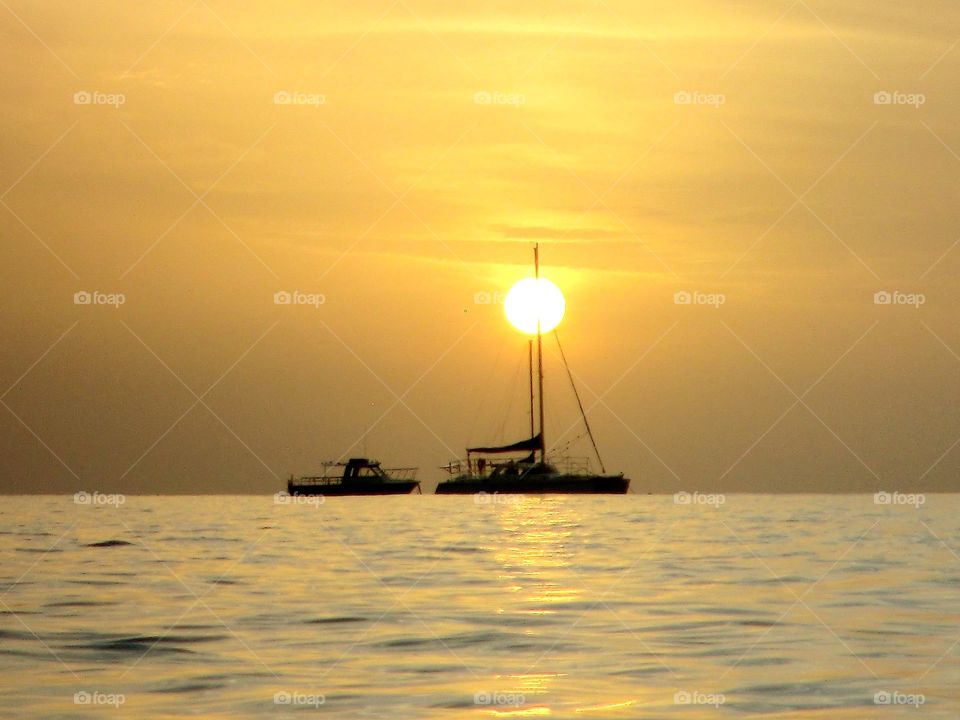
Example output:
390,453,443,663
468,433,542,454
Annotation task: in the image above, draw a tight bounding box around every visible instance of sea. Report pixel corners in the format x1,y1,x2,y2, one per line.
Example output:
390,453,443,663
0,494,957,718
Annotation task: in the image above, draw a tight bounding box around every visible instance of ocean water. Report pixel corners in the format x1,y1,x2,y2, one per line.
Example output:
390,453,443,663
0,494,957,718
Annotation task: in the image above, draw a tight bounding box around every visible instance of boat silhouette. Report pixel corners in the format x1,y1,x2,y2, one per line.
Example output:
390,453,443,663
436,245,630,495
288,458,421,496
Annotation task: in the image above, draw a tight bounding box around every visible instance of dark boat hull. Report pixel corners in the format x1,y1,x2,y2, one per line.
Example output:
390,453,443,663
435,474,629,494
288,481,420,496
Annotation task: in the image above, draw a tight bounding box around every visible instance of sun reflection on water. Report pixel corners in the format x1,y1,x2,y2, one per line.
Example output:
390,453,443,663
493,498,584,612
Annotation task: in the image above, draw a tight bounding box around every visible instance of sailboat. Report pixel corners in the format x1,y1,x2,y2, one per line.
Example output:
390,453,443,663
435,245,630,495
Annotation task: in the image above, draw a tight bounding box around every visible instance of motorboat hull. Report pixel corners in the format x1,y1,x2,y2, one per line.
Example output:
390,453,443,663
287,480,420,496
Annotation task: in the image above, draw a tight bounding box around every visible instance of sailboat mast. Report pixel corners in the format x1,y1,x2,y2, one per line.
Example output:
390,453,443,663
535,244,546,464
528,339,535,440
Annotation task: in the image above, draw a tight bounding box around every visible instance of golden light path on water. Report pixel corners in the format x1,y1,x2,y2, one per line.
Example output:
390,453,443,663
0,496,958,718
491,499,597,716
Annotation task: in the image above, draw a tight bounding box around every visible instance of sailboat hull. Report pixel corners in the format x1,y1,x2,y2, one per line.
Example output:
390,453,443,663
435,474,629,494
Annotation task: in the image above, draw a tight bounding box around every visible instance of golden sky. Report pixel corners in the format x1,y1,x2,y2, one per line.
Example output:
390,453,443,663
3,0,960,492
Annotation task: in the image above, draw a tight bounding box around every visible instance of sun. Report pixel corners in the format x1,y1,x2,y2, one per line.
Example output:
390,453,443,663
504,277,565,335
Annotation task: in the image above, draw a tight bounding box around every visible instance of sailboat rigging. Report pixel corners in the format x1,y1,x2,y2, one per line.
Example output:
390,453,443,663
435,244,630,495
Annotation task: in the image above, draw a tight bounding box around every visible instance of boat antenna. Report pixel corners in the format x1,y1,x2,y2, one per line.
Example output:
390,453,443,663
553,329,606,474
535,244,546,464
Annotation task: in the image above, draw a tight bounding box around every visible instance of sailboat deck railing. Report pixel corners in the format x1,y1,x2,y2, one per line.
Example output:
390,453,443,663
548,456,593,475
443,456,593,477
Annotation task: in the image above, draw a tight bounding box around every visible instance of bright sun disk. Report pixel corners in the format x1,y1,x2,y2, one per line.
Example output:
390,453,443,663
504,277,565,334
